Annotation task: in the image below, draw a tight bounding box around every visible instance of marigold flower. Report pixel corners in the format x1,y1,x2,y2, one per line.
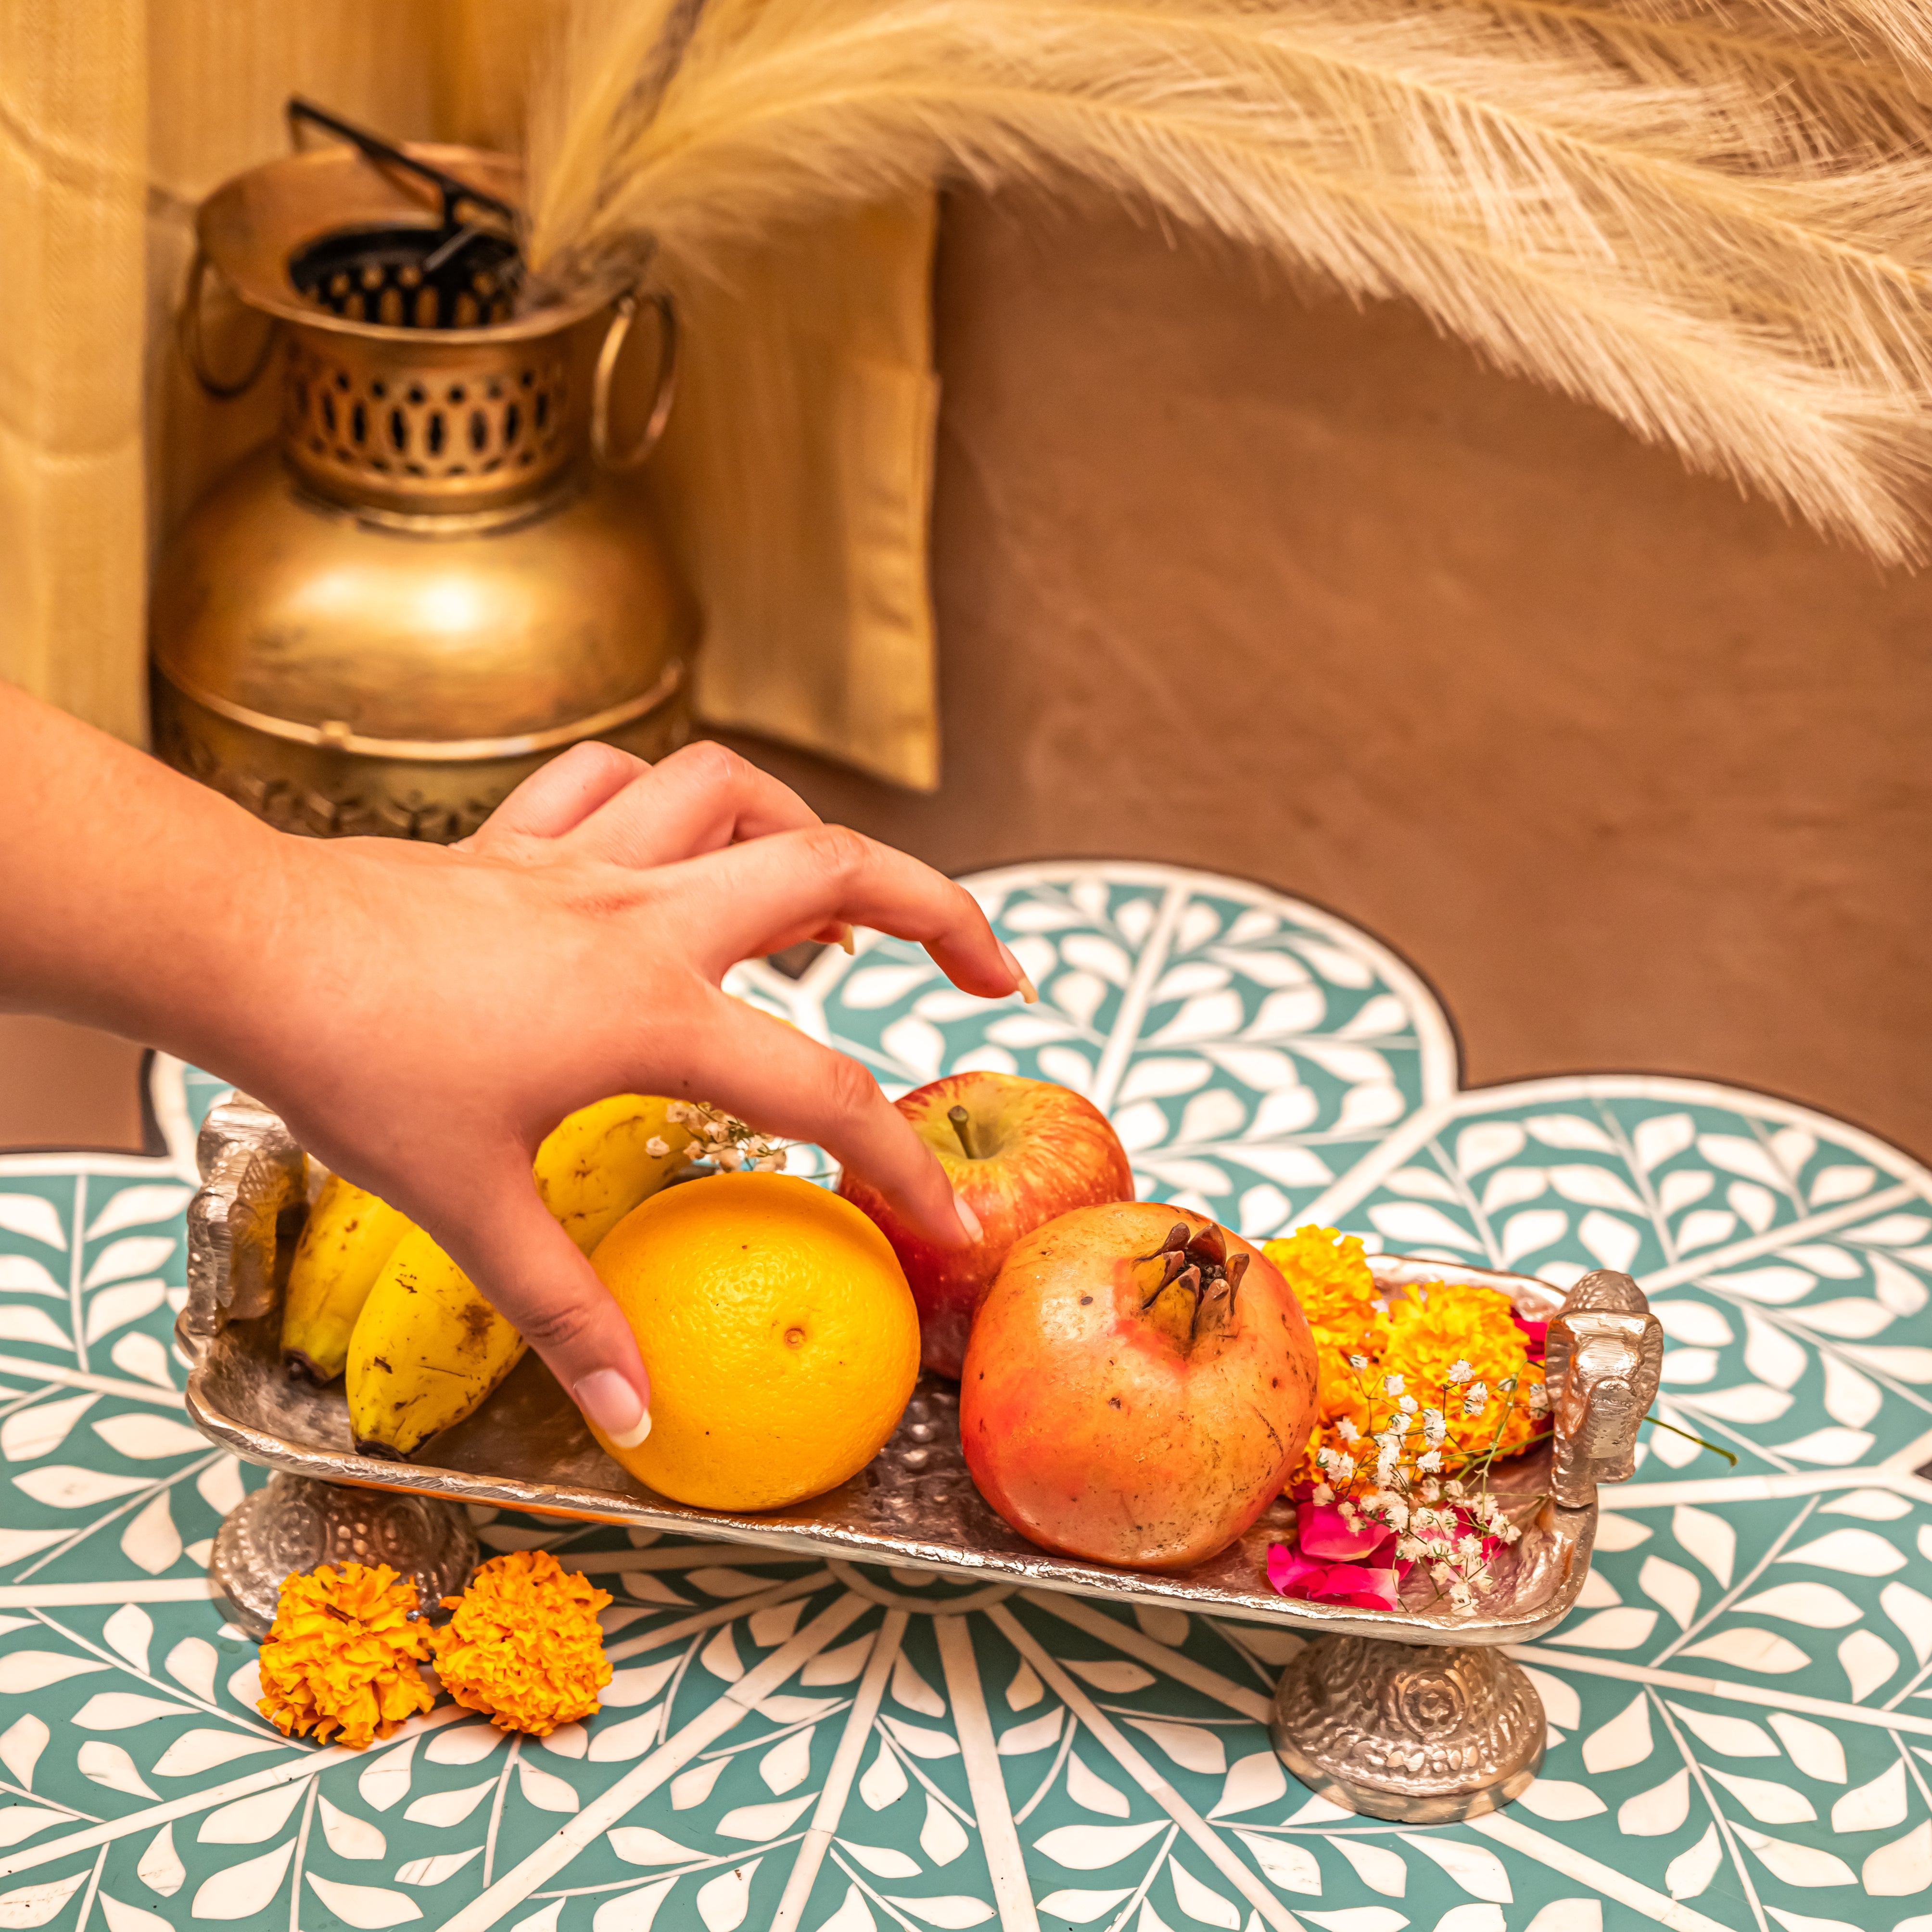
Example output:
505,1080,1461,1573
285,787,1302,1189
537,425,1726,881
432,1550,613,1737
256,1562,435,1750
1385,1286,1546,1464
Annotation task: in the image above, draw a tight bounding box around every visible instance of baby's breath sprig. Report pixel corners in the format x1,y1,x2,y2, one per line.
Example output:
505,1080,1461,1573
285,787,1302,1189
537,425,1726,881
650,1102,789,1174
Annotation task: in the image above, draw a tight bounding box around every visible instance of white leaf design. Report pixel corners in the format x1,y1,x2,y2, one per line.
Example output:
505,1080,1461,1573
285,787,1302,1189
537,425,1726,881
1658,1349,1718,1388
1811,1164,1877,1206
1637,1557,1700,1631
0,1197,66,1249
997,1710,1063,1755
1456,1124,1526,1177
1848,1214,1932,1245
1480,1169,1548,1217
1577,1212,1640,1274
1517,1668,1580,1730
1004,1660,1044,1710
1870,1255,1931,1317
1385,1168,1461,1203
1706,1768,1815,1824
0,1258,62,1298
100,1896,172,1932
1664,1704,1779,1757
858,1741,907,1810
1734,1825,1856,1888
0,1810,66,1849
1177,1089,1248,1145
0,1308,74,1351
1580,1693,1652,1774
1325,1836,1407,1896
1713,1267,1815,1306
719,1793,814,1839
1792,1300,1896,1341
839,1843,920,1879
1729,1182,1779,1234
138,1824,185,1897
305,1875,421,1930
1366,1204,1478,1250
842,965,938,1009
1515,1779,1604,1821
891,1652,945,1717
87,1185,194,1240
699,1625,743,1682
540,1723,587,1760
1652,1301,1734,1347
1167,1857,1241,1928
92,1414,207,1461
748,1598,806,1648
0,1716,47,1792
1773,1427,1877,1464
1542,1608,1658,1651
199,1781,306,1844
319,1795,384,1860
589,1710,664,1764
1633,1115,1695,1172
517,1759,579,1812
0,1652,106,1693
152,1729,285,1774
1035,1820,1168,1869
1676,1209,1738,1254
1862,1819,1932,1895
1777,1243,1865,1279
1767,1713,1845,1782
1665,1825,1722,1900
1881,1582,1932,1670
1731,1580,1863,1628
881,1717,958,1760
189,1840,296,1920
1668,1506,1736,1588
0,1872,88,1928
920,1795,968,1867
85,1282,166,1347
1066,1752,1131,1818
425,1723,504,1767
1615,1769,1688,1836
111,1333,177,1389
1678,1628,1810,1674
395,1848,483,1885
604,1660,680,1708
83,1237,176,1289
1065,932,1134,985
165,1637,219,1703
1695,1135,1787,1191
1208,1751,1286,1819
1830,1760,1907,1832
1123,1720,1225,1775
1682,1382,1791,1423
1547,1167,1647,1214
1780,1527,1904,1575
880,1899,993,1931
1398,1836,1511,1903
1242,989,1326,1040
400,1777,491,1824
696,1857,759,1932
609,1827,700,1865
1118,1060,1214,1105
13,1464,147,1508
1838,1628,1899,1701
1231,1830,1320,1895
1111,1105,1169,1156
1521,1116,1615,1153
100,1603,153,1675
78,1740,158,1800
1500,1210,1567,1265
121,1490,181,1576
1,1393,99,1463
760,1728,814,1793
1432,1910,1505,1932
593,1884,681,1932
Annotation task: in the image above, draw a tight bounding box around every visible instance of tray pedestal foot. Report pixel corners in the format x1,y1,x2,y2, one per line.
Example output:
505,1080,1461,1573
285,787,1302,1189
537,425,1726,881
210,1470,480,1638
1270,1633,1545,1823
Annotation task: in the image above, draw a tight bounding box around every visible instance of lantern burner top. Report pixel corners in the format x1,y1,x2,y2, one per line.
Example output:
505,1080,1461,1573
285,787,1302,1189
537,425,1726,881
290,223,523,330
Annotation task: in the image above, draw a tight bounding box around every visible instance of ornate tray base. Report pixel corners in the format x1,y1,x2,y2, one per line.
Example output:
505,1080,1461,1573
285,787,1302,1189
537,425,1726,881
1270,1634,1546,1822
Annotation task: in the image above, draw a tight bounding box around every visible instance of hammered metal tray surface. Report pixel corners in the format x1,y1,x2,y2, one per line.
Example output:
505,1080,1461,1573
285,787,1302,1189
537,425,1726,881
185,1245,1594,1644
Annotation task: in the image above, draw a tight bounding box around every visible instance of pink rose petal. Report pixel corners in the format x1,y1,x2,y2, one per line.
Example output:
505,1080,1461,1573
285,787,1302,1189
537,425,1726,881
1297,1500,1397,1563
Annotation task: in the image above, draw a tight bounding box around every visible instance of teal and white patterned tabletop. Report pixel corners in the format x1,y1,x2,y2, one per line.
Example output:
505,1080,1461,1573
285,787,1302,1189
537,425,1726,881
3,860,1931,1932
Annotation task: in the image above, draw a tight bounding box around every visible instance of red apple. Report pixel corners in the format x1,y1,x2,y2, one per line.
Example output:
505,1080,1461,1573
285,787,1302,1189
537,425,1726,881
837,1071,1135,1377
961,1202,1319,1571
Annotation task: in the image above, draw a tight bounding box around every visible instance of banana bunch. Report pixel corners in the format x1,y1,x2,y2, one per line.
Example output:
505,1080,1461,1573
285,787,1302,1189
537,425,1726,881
281,1095,697,1459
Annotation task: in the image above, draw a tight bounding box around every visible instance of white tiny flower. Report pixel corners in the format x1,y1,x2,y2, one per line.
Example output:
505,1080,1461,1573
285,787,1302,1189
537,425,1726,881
1396,1537,1423,1562
1417,1449,1443,1473
1348,1354,1369,1371
1446,1359,1474,1384
755,1151,788,1171
1503,1522,1522,1544
1311,1482,1334,1505
1449,1582,1475,1614
1429,1561,1452,1585
1462,1381,1489,1417
1421,1479,1441,1502
1317,1446,1339,1470
1336,1417,1360,1443
715,1145,743,1170
1335,1454,1356,1482
1383,1373,1405,1398
1457,1533,1482,1559
644,1135,672,1160
1398,1394,1418,1414
1422,1407,1447,1445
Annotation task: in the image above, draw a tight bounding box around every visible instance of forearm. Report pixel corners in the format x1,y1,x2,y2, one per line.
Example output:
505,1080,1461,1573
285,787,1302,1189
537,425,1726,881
0,681,297,1072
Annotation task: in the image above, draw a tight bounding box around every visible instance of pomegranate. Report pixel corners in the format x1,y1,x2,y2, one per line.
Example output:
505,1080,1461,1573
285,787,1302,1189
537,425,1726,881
961,1201,1318,1571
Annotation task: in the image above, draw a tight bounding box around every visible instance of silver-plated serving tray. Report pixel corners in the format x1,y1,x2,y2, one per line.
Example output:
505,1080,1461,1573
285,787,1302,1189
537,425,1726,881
181,1096,1656,1648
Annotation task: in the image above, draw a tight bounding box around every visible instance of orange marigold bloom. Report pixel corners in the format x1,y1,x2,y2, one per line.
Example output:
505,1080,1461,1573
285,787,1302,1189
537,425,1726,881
432,1550,613,1736
257,1562,435,1749
1265,1224,1390,1428
1385,1284,1547,1466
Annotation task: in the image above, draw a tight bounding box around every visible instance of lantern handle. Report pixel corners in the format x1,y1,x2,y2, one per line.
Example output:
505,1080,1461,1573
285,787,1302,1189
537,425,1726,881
179,250,280,401
591,291,679,471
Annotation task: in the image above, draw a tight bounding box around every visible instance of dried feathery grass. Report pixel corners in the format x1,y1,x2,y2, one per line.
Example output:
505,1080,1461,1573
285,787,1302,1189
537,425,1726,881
528,0,1932,559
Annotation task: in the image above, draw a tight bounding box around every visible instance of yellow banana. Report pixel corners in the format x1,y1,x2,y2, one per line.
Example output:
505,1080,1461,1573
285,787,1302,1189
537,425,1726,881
534,1093,697,1255
345,1095,696,1457
281,1175,412,1384
346,1229,526,1459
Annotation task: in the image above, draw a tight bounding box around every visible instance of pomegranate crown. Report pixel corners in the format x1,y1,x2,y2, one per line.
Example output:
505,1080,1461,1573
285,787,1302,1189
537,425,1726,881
1132,1218,1250,1349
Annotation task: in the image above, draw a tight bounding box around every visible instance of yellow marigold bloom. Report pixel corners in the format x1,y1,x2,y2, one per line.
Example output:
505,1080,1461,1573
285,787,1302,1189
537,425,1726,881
1386,1284,1547,1466
256,1562,435,1749
432,1550,613,1736
1265,1224,1390,1426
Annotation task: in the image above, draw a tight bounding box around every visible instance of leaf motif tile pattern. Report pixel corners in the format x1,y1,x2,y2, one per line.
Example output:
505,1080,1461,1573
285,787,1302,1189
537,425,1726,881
0,871,1929,1931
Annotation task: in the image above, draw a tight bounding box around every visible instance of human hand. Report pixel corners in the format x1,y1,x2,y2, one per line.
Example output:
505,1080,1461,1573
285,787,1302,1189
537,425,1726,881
233,741,1028,1445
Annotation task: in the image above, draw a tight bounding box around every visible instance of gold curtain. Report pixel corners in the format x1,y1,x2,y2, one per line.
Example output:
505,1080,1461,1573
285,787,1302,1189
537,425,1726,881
0,0,942,789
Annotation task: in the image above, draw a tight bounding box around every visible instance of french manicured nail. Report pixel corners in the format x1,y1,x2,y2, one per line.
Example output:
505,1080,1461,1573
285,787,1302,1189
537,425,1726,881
837,923,857,955
954,1192,985,1244
997,941,1038,1004
574,1369,652,1449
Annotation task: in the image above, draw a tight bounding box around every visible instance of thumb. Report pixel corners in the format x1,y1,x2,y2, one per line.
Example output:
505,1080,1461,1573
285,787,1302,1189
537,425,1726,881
443,1177,653,1449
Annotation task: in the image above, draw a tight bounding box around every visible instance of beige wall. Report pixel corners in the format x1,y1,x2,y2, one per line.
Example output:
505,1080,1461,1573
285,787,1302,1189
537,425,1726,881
724,189,1932,1166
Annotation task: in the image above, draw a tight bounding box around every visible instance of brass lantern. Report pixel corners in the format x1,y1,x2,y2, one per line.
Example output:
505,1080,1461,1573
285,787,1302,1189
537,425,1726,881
153,112,696,841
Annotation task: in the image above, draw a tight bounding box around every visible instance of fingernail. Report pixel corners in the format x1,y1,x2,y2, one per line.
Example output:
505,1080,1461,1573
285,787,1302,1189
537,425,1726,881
997,941,1038,1004
954,1191,984,1244
837,923,856,956
574,1369,652,1449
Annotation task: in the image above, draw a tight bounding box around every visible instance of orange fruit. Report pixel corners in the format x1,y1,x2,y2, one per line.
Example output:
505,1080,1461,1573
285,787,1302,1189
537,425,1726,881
588,1172,920,1511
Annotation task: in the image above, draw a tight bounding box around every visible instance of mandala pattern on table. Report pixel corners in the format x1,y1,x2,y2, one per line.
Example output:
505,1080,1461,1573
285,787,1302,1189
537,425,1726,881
0,864,1928,1932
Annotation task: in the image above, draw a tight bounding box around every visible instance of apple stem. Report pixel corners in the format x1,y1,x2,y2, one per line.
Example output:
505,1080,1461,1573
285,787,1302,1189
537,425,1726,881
947,1105,979,1160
